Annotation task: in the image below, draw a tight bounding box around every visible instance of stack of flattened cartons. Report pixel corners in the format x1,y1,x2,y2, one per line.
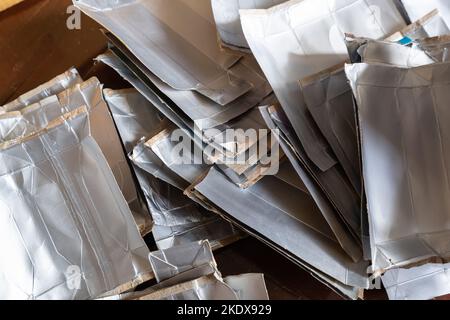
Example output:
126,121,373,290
3,0,450,300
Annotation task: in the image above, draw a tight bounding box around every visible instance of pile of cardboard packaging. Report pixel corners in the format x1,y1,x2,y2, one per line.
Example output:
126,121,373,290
1,0,450,300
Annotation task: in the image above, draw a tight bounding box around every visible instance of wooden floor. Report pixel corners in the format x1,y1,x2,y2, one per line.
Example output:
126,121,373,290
0,0,402,300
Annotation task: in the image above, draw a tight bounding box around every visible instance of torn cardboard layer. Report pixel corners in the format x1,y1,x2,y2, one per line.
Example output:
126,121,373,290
417,35,450,62
382,263,450,300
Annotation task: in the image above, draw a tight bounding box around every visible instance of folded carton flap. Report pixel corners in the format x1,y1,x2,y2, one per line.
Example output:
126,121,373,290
149,240,216,283
2,68,82,112
400,0,450,28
